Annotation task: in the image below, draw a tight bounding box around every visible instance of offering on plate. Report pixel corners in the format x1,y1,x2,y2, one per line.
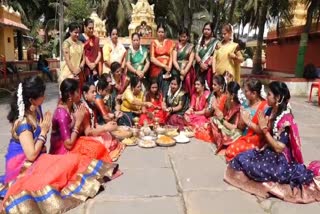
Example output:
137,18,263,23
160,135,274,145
121,137,137,146
156,135,176,146
164,125,179,137
155,126,166,135
138,137,156,148
174,133,190,143
111,129,133,140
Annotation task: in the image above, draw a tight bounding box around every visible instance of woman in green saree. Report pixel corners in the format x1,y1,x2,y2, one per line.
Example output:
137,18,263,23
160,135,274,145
194,22,219,90
172,27,195,95
126,33,150,81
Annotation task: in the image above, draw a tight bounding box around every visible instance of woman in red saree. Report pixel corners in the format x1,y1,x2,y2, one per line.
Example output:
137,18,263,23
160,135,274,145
139,79,167,126
185,77,210,127
82,18,101,83
225,79,268,162
210,81,242,154
150,24,175,95
195,75,227,142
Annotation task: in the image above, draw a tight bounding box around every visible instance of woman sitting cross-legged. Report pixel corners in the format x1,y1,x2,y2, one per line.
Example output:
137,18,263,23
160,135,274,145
209,81,242,154
0,76,118,213
50,78,116,163
139,79,167,126
78,82,125,161
119,76,153,126
163,75,189,130
185,76,210,127
224,81,320,203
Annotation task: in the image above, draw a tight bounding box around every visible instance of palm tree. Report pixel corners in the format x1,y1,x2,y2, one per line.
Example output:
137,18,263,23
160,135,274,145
295,0,320,77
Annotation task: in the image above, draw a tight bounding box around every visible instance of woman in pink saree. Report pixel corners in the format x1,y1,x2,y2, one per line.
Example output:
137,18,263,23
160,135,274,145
225,81,320,203
185,77,210,127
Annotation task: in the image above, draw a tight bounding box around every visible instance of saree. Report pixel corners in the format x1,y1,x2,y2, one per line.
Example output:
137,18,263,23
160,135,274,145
102,40,126,73
210,102,242,150
214,41,241,83
194,93,227,142
50,106,113,163
139,93,167,126
185,90,210,127
0,120,118,213
59,37,84,87
150,39,175,95
83,35,100,82
165,88,189,131
119,87,144,127
95,94,110,125
127,45,149,79
225,100,268,162
194,37,219,89
172,42,195,94
224,109,320,203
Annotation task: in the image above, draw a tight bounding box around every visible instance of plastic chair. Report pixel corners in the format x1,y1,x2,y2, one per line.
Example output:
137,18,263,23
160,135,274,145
309,80,320,105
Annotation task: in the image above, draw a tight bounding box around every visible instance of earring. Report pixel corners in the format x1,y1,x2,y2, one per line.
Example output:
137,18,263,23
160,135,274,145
30,104,36,112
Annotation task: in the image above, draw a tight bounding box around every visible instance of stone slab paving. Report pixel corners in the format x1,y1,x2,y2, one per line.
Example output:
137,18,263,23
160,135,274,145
0,83,320,214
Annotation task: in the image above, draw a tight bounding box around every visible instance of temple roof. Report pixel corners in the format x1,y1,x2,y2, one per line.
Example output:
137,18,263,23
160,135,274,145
0,17,29,31
0,5,29,31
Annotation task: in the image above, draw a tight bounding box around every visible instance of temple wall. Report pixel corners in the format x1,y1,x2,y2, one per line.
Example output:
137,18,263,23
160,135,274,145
0,27,14,61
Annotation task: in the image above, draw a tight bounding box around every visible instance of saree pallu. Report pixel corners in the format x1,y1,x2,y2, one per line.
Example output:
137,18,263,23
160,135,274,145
308,161,320,177
2,153,118,213
84,36,100,82
127,46,148,79
194,38,219,89
225,101,268,162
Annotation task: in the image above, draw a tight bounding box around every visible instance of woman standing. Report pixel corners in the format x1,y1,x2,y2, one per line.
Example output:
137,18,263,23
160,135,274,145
126,33,150,80
164,76,189,130
172,28,195,95
150,24,175,95
225,79,268,162
103,27,126,73
194,22,219,89
59,22,85,87
225,81,320,203
82,18,102,83
214,24,243,83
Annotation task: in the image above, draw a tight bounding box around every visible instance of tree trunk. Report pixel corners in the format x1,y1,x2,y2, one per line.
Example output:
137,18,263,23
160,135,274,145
295,0,318,77
119,0,132,21
252,1,268,75
228,0,236,24
17,31,23,60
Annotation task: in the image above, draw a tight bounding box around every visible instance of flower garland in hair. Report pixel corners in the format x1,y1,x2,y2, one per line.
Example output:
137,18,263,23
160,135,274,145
237,88,247,105
272,104,291,140
17,83,25,121
260,85,267,99
82,99,95,128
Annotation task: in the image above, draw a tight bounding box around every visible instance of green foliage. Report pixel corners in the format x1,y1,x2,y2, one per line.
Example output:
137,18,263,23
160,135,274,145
66,0,91,22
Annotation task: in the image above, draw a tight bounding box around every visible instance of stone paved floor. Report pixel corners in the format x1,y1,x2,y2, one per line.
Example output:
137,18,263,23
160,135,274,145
1,83,320,214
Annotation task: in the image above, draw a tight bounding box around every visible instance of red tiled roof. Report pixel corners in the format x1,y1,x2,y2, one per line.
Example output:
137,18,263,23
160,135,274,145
0,17,29,31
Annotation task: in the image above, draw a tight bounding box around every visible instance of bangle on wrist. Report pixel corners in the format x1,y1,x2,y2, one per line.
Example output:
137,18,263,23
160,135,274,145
72,128,79,135
37,135,46,144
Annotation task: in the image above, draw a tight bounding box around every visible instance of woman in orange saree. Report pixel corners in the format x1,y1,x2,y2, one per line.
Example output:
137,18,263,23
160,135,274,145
150,24,175,95
195,75,227,142
225,79,268,162
139,79,167,126
1,76,118,213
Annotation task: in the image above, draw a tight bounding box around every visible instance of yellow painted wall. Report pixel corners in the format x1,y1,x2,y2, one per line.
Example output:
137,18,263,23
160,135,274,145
0,27,15,61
